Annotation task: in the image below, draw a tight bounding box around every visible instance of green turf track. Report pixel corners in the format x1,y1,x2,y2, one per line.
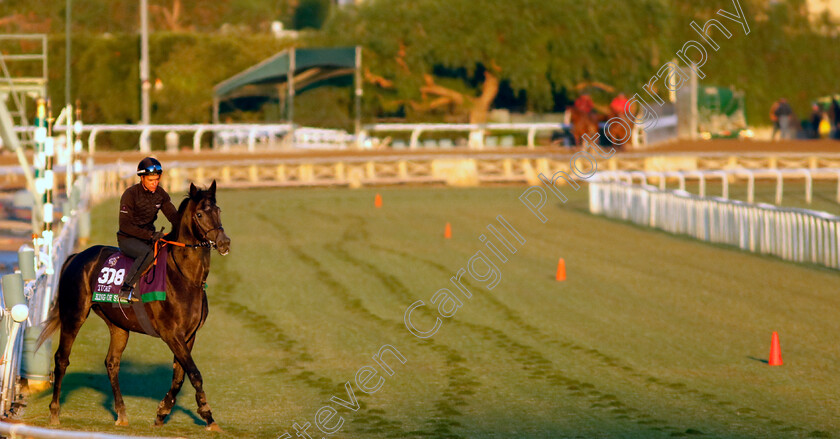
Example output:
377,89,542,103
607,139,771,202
19,184,840,438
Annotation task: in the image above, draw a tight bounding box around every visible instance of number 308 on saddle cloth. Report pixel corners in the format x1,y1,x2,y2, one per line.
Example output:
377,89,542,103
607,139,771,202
93,246,168,303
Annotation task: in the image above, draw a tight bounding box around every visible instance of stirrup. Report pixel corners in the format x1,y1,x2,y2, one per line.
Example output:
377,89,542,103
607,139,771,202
119,285,140,303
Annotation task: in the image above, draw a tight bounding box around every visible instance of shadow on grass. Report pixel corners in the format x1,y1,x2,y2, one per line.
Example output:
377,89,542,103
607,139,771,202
747,356,769,364
34,360,204,426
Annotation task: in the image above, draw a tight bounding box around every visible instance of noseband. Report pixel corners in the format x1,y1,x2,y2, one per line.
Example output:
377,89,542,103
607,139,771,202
192,212,224,249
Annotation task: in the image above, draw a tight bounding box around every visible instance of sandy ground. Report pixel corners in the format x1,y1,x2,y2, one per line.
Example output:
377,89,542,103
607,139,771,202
0,138,838,168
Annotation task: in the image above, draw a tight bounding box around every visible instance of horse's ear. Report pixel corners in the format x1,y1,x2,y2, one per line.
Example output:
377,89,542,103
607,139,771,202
209,180,216,194
189,182,198,198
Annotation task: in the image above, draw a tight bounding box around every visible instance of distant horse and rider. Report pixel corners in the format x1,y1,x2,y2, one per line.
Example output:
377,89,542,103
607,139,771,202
36,158,231,430
566,82,635,150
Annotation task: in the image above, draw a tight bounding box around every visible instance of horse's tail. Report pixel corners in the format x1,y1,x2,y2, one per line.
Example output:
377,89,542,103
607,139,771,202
35,253,77,352
35,303,60,352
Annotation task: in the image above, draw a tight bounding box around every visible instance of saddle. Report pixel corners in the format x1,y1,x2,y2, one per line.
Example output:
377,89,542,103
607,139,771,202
92,245,168,303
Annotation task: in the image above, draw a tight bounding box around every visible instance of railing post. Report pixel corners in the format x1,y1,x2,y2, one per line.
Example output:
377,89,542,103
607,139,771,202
193,127,206,152
0,273,27,412
88,127,99,155
248,127,257,152
527,126,537,149
139,126,152,153
802,169,812,204
775,170,783,205
835,171,840,204
409,128,422,150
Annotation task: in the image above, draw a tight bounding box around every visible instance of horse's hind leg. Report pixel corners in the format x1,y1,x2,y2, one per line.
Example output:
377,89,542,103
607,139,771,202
103,323,130,426
163,336,221,431
154,337,193,426
50,315,88,425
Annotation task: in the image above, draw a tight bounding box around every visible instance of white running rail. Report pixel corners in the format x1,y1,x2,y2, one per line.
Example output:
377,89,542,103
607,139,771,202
590,176,840,269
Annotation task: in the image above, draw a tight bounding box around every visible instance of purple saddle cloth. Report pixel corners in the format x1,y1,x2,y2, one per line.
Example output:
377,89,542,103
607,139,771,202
92,246,168,303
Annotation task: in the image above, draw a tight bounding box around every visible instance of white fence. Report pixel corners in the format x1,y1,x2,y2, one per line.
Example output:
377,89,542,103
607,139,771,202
0,174,180,437
0,176,89,413
589,177,840,269
604,168,840,205
11,118,681,153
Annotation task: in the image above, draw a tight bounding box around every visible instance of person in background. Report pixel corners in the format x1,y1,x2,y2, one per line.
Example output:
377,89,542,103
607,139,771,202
818,104,832,139
809,104,823,139
832,97,840,140
774,98,794,140
574,93,596,117
610,92,630,119
769,99,781,141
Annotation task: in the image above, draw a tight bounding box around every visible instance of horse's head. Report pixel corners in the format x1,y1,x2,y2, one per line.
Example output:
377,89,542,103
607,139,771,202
187,180,231,256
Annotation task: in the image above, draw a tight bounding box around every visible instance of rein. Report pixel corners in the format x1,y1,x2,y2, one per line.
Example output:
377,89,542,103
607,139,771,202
154,238,210,289
156,213,222,253
160,238,212,249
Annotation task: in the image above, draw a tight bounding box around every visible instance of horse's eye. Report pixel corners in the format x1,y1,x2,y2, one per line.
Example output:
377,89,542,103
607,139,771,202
197,213,202,218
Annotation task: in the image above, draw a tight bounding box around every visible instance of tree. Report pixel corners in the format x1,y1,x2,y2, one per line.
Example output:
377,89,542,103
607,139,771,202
293,0,330,30
323,0,672,123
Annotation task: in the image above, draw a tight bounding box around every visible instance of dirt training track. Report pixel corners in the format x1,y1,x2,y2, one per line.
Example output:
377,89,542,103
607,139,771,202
0,139,838,168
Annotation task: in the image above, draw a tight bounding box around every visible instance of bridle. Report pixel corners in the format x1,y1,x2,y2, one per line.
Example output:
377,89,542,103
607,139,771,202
192,211,225,250
158,208,224,251
155,207,225,288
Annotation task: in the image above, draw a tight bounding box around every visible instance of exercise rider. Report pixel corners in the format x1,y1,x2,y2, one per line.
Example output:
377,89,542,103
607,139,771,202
117,157,178,302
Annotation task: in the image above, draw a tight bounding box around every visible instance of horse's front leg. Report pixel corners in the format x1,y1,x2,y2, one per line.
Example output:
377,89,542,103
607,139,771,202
163,335,221,431
155,359,185,426
104,324,130,426
155,336,195,426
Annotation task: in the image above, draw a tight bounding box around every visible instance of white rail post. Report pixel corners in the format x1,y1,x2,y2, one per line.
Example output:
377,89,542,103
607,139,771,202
801,169,812,204
0,273,27,413
688,171,706,197
88,127,99,155
193,127,206,152
738,170,755,204
139,126,151,153
409,128,423,150
835,170,840,204
774,170,783,205
527,126,537,149
248,127,257,152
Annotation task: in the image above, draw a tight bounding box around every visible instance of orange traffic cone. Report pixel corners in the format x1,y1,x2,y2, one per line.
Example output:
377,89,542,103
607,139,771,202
374,193,382,208
769,332,783,366
444,222,452,239
555,258,566,281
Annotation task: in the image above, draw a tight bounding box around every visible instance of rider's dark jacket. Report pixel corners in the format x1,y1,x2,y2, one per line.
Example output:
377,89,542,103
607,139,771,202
118,183,178,242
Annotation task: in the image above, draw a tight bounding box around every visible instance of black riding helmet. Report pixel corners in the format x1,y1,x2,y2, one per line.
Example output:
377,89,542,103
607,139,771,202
137,157,163,176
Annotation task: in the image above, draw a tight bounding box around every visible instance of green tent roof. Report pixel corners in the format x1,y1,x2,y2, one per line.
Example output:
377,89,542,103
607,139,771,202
214,47,358,100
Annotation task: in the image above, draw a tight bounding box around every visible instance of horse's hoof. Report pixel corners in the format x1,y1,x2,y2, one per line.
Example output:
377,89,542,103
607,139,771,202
49,416,59,426
115,419,129,427
154,417,166,427
206,423,223,432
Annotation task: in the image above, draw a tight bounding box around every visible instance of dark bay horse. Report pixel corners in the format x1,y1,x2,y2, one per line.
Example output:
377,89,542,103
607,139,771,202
36,181,231,430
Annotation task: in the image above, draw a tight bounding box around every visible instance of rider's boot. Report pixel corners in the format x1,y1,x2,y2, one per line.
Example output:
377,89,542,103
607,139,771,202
118,283,140,303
